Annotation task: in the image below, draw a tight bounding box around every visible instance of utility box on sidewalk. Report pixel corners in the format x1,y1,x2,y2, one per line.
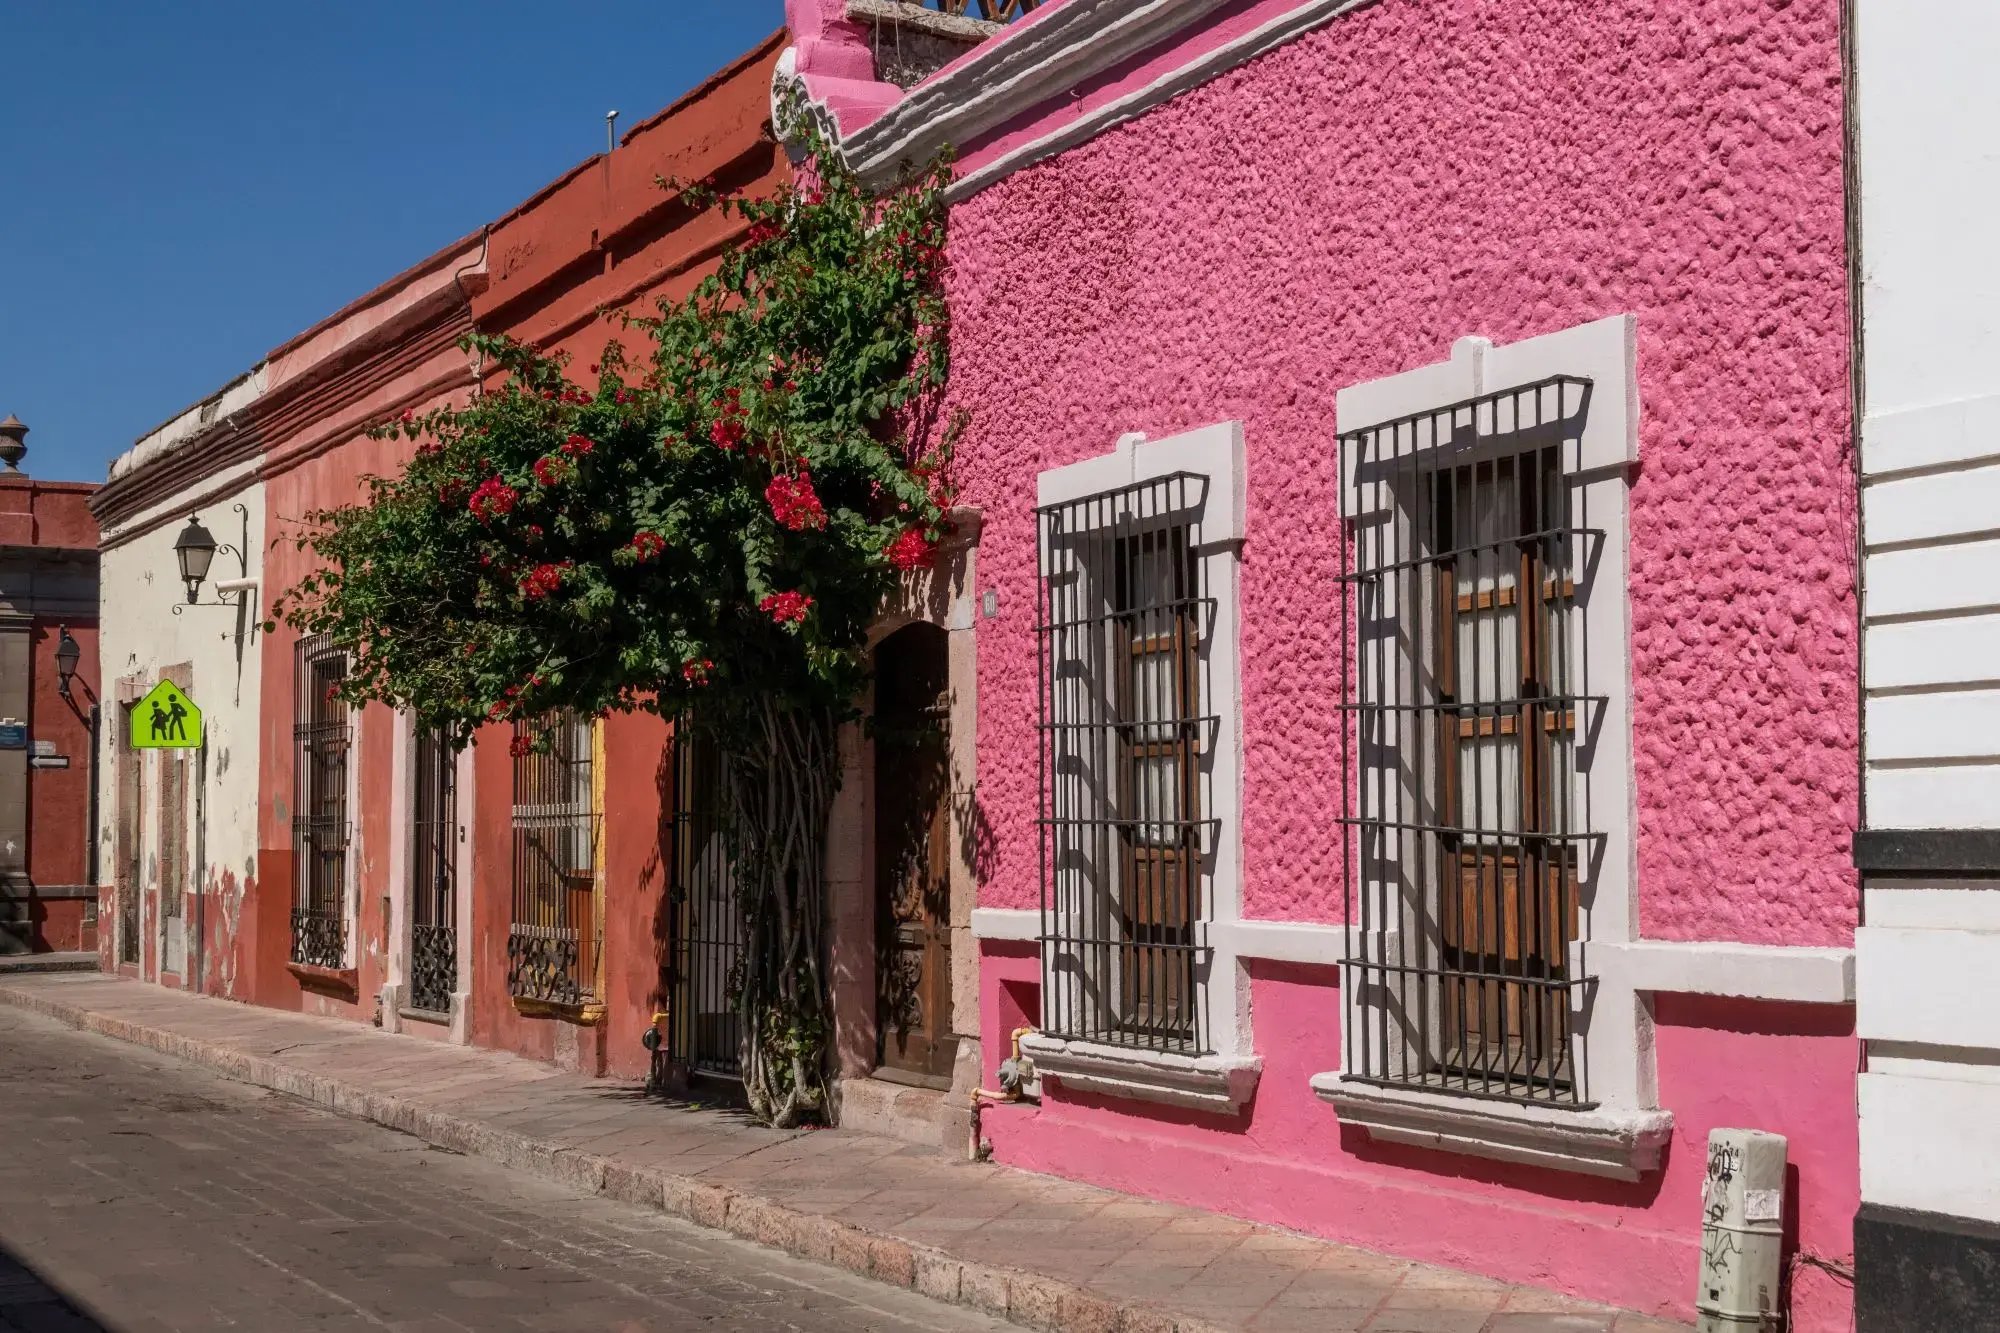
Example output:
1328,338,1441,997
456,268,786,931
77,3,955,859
1697,1128,1787,1331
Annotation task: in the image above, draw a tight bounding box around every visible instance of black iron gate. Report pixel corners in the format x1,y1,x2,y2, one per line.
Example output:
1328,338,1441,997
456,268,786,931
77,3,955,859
665,729,742,1079
409,726,458,1015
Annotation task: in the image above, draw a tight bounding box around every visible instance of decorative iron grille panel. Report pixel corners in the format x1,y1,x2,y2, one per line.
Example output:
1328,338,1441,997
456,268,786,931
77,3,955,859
666,728,743,1078
508,711,599,1005
1338,375,1601,1108
291,635,349,969
1037,472,1217,1056
409,726,458,1014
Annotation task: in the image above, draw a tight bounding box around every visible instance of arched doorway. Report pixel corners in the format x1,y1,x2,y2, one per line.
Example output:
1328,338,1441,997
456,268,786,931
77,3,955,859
872,622,956,1082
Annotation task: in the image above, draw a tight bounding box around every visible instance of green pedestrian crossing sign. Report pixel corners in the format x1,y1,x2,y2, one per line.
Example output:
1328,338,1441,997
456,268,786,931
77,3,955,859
131,680,203,749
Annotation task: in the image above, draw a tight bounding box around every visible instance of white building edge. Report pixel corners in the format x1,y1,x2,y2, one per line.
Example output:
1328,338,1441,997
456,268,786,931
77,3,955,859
1852,3,2000,1325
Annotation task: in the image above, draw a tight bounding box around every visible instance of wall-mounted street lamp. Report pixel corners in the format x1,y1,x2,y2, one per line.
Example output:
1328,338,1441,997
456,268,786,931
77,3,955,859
174,516,218,603
172,504,256,619
54,627,80,700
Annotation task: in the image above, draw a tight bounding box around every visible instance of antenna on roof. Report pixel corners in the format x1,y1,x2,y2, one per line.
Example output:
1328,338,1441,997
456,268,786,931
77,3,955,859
605,109,620,156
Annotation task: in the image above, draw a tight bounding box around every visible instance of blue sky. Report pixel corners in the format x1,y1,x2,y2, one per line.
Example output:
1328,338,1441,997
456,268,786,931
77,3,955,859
1,2,786,483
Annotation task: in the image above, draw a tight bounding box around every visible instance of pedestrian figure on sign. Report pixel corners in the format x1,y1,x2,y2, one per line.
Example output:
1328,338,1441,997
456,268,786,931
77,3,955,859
166,696,188,741
149,701,170,741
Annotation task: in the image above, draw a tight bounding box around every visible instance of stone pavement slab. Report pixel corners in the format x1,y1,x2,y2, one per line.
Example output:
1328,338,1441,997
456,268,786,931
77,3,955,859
0,972,1693,1333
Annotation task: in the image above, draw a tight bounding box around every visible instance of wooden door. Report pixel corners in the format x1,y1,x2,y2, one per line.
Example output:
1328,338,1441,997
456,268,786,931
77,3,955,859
873,623,955,1082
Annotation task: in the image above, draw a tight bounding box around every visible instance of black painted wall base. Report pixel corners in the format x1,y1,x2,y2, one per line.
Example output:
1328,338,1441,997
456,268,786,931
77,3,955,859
1856,1203,2000,1332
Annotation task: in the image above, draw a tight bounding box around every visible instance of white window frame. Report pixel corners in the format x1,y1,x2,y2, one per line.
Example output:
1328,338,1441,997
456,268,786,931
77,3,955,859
1310,316,1675,1179
1023,420,1260,1114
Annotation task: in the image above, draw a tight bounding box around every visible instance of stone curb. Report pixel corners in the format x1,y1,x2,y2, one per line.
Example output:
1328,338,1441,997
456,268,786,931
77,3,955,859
0,983,1230,1333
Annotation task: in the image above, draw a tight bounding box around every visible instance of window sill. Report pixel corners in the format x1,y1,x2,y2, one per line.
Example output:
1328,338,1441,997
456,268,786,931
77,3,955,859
511,995,606,1026
1310,1073,1673,1182
286,961,359,1001
1022,1033,1260,1115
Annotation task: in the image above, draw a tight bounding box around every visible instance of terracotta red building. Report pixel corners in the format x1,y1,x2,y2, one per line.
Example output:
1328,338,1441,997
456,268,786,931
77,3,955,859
0,416,100,956
97,33,792,1083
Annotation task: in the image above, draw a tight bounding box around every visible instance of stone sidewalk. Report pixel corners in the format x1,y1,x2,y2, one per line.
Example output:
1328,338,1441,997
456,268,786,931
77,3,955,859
0,973,1691,1333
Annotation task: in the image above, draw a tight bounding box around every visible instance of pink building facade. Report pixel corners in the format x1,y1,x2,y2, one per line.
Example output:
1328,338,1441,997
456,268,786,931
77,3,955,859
791,1,1860,1327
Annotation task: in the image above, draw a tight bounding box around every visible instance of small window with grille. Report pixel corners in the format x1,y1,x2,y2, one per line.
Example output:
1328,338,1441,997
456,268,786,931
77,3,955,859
1037,472,1215,1056
1340,376,1600,1108
291,635,351,969
508,710,600,1006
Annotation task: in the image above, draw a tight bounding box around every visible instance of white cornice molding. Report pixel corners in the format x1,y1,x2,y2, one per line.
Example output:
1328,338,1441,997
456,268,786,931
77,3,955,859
834,0,1380,198
845,0,1236,185
946,0,1378,200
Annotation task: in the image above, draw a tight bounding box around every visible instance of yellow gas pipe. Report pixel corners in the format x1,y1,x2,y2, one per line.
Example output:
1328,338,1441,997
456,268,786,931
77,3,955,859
967,1026,1037,1161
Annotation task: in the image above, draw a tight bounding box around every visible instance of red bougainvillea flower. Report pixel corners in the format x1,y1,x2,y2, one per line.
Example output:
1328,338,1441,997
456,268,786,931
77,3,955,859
765,472,827,531
561,433,594,457
884,525,935,572
709,415,746,449
682,658,715,684
628,531,667,562
508,734,533,758
468,476,518,521
532,455,567,487
322,684,340,704
760,590,813,625
486,701,510,722
519,562,567,600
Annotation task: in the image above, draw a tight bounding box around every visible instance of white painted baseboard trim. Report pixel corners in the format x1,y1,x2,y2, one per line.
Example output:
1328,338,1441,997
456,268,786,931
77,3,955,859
1312,1074,1675,1181
969,907,1038,941
1210,919,1348,965
975,910,1852,1002
1594,940,1855,1005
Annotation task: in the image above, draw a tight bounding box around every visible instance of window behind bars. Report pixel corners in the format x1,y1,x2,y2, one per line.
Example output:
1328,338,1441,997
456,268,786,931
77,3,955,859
667,727,742,1078
508,711,600,1005
1339,376,1600,1107
291,635,350,969
1037,472,1215,1055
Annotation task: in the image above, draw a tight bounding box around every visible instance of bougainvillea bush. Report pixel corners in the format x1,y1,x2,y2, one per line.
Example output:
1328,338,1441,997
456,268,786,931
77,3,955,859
278,124,955,1126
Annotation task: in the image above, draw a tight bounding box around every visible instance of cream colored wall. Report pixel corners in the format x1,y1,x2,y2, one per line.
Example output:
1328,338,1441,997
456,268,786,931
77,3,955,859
97,461,266,996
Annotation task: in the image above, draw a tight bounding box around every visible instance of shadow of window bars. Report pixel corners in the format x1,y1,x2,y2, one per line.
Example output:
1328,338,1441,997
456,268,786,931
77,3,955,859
1036,470,1218,1058
1336,374,1605,1109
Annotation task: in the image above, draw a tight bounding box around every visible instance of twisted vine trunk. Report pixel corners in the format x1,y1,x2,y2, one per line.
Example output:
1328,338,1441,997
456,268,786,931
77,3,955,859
718,699,840,1127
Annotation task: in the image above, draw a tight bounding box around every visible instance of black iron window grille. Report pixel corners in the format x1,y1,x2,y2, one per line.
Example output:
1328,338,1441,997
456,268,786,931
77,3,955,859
508,710,600,1006
1037,472,1218,1056
409,726,458,1015
1338,375,1603,1108
666,727,743,1079
291,635,351,969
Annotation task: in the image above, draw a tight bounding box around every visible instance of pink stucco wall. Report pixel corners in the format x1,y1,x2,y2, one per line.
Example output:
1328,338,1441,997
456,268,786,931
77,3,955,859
935,0,1858,1325
945,0,1856,945
981,950,1858,1327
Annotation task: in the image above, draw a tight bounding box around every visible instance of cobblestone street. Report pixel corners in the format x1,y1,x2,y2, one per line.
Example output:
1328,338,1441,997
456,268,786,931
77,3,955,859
0,1005,1009,1333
